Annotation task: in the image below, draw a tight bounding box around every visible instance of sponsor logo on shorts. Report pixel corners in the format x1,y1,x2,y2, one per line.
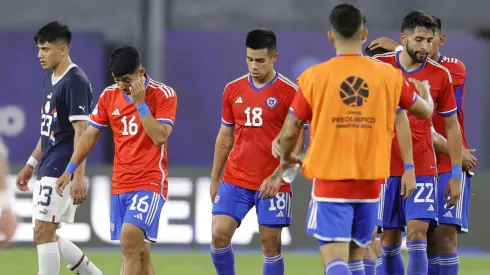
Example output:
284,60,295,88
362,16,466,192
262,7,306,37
214,195,220,203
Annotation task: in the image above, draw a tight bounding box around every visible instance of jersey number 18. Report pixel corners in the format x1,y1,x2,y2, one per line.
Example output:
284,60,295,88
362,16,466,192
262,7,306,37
244,107,263,127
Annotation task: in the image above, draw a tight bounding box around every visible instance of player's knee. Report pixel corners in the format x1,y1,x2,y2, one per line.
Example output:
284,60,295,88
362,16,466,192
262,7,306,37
380,229,402,247
120,225,145,260
211,217,236,248
140,243,152,264
406,229,426,242
33,221,58,245
260,233,281,257
436,225,458,254
406,220,429,242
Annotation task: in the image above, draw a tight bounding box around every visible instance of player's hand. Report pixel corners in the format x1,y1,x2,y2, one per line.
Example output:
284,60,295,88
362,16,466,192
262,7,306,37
462,148,477,171
0,208,17,249
129,76,147,105
368,37,399,51
15,164,34,192
55,173,72,197
259,170,282,199
210,179,220,203
444,178,461,209
271,136,281,158
408,78,431,100
70,176,88,205
401,169,416,200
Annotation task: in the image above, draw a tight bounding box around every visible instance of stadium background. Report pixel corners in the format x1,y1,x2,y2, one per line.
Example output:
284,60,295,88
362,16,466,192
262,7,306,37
1,0,490,273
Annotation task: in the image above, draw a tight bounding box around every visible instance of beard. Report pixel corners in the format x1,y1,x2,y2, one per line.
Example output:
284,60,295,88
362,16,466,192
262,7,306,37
406,44,428,63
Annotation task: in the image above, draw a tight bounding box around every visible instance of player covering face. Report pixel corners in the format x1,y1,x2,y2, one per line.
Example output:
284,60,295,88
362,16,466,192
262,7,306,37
280,4,435,275
56,46,178,275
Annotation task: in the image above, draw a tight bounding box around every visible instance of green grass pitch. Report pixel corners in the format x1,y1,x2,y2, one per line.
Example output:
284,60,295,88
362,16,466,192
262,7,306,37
1,248,489,274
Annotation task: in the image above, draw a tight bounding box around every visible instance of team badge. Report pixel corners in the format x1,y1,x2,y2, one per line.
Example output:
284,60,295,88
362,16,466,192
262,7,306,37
44,101,50,113
214,195,220,204
266,96,278,108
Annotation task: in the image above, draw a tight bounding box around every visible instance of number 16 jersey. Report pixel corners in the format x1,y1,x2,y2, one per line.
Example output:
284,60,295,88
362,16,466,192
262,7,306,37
89,75,178,198
221,72,298,193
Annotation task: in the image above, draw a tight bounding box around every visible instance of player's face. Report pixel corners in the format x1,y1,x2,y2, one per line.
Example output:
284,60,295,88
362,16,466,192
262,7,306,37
401,27,434,63
113,67,145,94
428,31,445,60
246,48,278,81
37,42,65,69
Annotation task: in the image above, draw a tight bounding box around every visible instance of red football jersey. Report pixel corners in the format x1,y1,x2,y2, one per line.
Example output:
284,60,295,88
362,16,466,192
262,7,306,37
432,56,467,173
89,75,178,197
374,52,457,176
221,72,297,192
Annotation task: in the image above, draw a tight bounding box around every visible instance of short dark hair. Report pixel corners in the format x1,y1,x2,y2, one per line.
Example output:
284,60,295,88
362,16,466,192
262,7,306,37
401,11,438,34
364,46,391,57
245,29,277,52
109,46,142,77
329,4,364,39
432,16,442,31
34,21,72,45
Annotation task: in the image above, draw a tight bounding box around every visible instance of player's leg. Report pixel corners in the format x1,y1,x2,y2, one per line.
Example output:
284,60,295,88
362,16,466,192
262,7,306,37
56,233,104,274
255,192,292,275
139,242,155,275
379,177,405,275
348,202,378,275
435,172,470,274
306,199,353,274
32,177,70,275
426,227,439,275
404,175,438,275
211,182,255,275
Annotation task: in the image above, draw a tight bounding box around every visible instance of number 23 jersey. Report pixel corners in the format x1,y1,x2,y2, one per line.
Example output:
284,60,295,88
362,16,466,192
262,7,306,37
221,72,298,192
89,75,178,197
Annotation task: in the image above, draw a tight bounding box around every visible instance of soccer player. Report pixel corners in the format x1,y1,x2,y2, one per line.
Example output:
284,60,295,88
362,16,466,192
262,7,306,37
279,4,435,275
15,21,103,275
210,29,305,275
369,16,477,274
56,46,177,275
0,136,17,248
373,11,464,275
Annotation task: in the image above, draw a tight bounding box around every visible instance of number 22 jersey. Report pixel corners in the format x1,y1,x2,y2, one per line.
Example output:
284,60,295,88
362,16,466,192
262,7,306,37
89,75,178,197
221,72,298,193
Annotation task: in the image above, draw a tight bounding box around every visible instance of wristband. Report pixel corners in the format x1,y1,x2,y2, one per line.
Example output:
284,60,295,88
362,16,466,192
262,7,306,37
65,161,78,174
404,163,415,170
395,45,404,52
26,156,38,168
137,102,151,117
451,165,463,179
0,189,12,209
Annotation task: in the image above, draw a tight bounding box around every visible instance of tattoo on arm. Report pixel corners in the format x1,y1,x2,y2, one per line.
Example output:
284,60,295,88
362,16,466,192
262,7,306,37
221,144,232,151
287,114,305,129
270,169,280,180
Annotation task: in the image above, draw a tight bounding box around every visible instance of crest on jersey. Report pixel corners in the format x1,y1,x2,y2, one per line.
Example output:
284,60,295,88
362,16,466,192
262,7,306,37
266,96,278,108
44,101,51,113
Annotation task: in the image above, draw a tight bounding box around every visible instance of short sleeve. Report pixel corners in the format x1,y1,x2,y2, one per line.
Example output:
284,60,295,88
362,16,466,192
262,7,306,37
66,78,92,122
221,86,235,127
398,75,418,111
436,73,457,117
289,88,312,122
88,91,109,129
154,86,178,127
284,84,308,129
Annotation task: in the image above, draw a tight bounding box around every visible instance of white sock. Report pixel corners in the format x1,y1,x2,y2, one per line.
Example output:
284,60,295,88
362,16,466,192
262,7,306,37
58,236,103,274
37,242,61,275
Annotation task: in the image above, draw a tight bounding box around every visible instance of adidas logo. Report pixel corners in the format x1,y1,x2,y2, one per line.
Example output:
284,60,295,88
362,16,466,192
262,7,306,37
443,211,453,218
234,97,243,104
112,109,121,115
427,204,435,212
276,211,284,218
134,213,143,220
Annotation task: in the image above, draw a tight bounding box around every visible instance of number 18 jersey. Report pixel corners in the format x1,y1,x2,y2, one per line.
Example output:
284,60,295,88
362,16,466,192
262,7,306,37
221,72,298,192
89,75,178,197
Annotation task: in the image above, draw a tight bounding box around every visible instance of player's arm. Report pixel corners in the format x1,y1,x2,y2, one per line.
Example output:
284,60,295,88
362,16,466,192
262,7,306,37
211,125,235,183
67,126,103,167
16,137,42,192
443,114,463,168
139,114,172,146
280,89,312,169
395,110,417,199
399,77,434,119
431,125,449,156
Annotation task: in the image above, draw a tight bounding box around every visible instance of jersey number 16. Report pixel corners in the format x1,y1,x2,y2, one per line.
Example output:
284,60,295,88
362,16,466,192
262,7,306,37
121,115,138,136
